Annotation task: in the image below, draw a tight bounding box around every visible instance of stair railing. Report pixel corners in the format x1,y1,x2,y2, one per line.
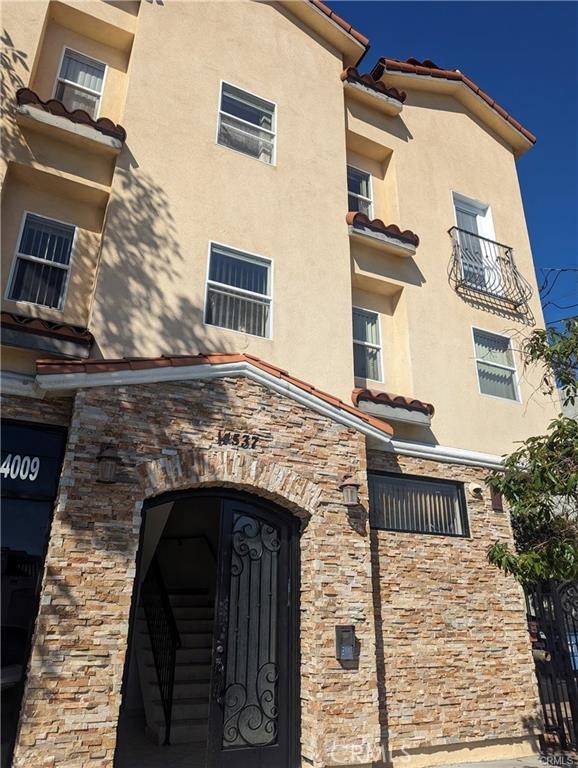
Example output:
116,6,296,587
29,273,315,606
141,556,181,745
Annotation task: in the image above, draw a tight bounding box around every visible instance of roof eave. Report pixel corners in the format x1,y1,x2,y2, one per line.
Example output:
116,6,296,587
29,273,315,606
279,0,367,67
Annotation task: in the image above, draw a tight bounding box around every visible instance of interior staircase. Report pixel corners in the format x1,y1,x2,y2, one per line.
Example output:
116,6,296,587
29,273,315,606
135,590,214,746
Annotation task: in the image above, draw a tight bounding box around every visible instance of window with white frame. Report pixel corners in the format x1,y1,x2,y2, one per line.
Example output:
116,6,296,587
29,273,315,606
473,329,519,401
452,192,503,293
54,49,106,119
347,166,372,217
369,472,469,536
352,307,381,381
205,244,272,338
217,83,276,164
7,213,75,310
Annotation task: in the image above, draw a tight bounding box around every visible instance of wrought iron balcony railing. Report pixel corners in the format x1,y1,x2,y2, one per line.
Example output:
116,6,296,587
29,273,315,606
448,227,533,309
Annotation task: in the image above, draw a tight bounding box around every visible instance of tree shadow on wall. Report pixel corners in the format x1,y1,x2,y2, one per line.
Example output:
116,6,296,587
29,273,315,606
1,29,30,165
92,146,240,359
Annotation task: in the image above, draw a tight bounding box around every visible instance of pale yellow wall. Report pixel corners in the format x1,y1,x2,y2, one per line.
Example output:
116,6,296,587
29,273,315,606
1,171,101,327
1,0,558,456
90,0,356,400
346,88,558,452
31,13,130,123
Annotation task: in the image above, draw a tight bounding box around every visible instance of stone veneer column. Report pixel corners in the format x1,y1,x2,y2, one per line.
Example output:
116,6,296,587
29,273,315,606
13,378,381,768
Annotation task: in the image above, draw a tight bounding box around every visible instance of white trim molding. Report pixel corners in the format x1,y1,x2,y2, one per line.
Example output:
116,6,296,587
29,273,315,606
1,371,44,399
367,436,504,470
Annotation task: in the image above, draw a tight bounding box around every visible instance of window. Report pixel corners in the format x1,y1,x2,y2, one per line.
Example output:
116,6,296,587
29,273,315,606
7,213,75,310
54,49,106,119
217,82,276,164
347,166,372,217
205,244,272,338
352,307,381,381
452,193,502,293
473,329,519,401
369,473,469,536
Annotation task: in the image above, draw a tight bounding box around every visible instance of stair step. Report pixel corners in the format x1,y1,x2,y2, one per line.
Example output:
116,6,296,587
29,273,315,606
168,593,213,607
156,719,208,745
176,619,214,633
139,632,212,649
153,696,210,720
146,662,211,682
141,647,212,665
172,606,214,620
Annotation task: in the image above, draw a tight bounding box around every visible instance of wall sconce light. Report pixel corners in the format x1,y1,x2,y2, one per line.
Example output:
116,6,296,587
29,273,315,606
97,446,121,483
338,474,360,506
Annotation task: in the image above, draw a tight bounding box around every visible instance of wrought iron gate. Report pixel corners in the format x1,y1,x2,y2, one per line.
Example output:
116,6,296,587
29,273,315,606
525,581,578,749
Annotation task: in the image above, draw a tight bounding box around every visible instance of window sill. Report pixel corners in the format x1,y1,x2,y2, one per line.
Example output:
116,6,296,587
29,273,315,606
342,71,404,117
16,89,125,155
347,213,419,258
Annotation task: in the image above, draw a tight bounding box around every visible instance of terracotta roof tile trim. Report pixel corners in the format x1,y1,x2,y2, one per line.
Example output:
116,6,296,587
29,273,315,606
346,212,420,247
1,311,94,345
353,387,435,416
308,0,369,46
16,88,127,143
371,58,536,144
35,353,394,437
341,67,407,104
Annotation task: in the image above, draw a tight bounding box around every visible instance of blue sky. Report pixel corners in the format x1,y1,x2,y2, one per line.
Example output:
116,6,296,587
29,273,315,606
333,1,578,325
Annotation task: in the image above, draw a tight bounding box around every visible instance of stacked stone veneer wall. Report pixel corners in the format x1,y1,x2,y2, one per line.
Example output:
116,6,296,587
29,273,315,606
12,377,381,768
367,449,540,760
1,392,73,426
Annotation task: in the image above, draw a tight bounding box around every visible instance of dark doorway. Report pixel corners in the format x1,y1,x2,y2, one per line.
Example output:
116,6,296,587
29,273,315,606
115,490,300,768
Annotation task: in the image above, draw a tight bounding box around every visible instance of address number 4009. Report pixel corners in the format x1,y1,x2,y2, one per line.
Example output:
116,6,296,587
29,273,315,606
0,454,41,482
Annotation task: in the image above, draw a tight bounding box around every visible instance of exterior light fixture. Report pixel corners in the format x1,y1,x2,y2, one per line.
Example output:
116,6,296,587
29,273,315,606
97,446,121,483
338,474,360,506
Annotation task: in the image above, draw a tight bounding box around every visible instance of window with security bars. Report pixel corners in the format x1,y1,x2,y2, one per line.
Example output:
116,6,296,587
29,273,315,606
347,166,372,217
55,49,106,119
205,244,272,338
217,83,276,164
352,307,381,381
369,473,469,536
7,213,74,309
473,329,519,401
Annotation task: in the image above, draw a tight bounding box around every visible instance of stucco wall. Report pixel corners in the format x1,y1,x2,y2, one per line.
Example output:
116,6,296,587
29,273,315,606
90,1,356,399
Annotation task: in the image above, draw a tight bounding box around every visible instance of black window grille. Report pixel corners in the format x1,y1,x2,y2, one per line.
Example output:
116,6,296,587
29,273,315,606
369,472,469,536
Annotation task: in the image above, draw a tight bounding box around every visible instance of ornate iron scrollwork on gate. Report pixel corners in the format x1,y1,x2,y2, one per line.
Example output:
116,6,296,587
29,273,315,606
222,514,280,748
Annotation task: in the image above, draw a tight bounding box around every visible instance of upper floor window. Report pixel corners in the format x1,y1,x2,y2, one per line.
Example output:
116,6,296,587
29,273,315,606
473,329,519,401
54,49,106,119
6,213,75,310
369,472,469,537
347,166,372,217
217,82,276,164
352,307,381,381
205,243,272,338
452,193,500,292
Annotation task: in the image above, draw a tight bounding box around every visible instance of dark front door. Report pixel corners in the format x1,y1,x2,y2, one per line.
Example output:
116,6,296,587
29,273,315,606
208,497,298,768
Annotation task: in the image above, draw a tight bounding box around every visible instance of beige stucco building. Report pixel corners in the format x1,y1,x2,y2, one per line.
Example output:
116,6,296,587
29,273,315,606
0,2,559,767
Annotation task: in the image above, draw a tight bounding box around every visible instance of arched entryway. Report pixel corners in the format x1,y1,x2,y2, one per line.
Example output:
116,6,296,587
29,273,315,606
114,489,300,768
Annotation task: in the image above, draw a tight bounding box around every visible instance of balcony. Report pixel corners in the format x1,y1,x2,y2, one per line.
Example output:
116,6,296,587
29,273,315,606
448,227,533,310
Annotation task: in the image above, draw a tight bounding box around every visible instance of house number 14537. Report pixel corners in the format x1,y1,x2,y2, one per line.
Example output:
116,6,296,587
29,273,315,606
216,431,259,449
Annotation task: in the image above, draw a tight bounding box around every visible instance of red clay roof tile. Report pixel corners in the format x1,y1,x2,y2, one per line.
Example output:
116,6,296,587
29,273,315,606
16,88,127,143
352,388,435,417
1,311,94,347
341,67,407,104
346,212,420,247
35,353,394,437
371,58,536,144
308,0,369,47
